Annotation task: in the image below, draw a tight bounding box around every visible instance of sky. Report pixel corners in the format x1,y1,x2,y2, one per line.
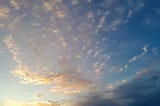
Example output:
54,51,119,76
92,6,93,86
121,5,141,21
0,0,160,106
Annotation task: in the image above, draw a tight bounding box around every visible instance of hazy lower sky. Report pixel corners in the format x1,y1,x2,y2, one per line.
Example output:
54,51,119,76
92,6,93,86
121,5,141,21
0,0,160,106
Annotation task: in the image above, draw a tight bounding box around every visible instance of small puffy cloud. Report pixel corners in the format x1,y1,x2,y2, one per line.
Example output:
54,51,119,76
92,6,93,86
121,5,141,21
87,0,92,3
93,62,104,75
52,29,60,33
119,64,128,72
142,44,148,52
55,10,66,18
0,7,10,19
9,0,20,9
152,47,159,55
87,11,94,19
72,0,78,5
59,36,68,49
44,2,53,11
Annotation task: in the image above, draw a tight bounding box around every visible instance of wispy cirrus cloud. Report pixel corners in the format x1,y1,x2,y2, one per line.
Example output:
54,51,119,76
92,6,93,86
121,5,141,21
128,45,148,63
119,45,148,72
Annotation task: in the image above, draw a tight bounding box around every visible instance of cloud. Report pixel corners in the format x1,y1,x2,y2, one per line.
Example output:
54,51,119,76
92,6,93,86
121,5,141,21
115,65,160,99
97,0,145,31
9,0,20,10
11,64,92,94
3,35,22,64
4,100,61,106
44,2,53,11
152,47,159,55
76,63,160,106
43,0,66,18
3,34,92,95
76,96,119,106
96,16,106,32
2,0,148,103
129,45,148,63
3,0,110,96
128,1,144,17
115,64,160,106
71,0,78,5
120,45,148,72
0,7,10,19
59,36,68,49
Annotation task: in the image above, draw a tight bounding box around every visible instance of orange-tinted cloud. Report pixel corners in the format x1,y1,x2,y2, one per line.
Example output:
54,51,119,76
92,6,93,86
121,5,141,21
0,7,9,19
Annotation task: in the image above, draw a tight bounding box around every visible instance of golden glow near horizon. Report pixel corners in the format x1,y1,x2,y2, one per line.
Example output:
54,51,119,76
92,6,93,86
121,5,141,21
4,100,60,106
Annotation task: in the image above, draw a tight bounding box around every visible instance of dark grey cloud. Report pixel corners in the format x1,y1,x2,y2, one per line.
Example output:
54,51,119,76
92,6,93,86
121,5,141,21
76,64,160,106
